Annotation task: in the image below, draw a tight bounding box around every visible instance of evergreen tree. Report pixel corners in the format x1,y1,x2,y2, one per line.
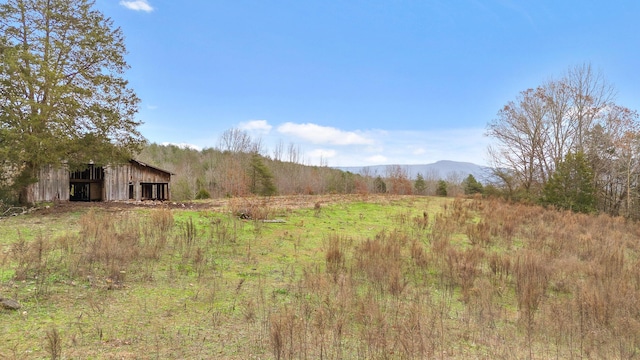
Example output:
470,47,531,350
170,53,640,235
373,176,387,194
462,174,483,195
414,173,427,195
194,178,211,199
0,0,144,203
542,152,596,213
436,180,448,197
249,154,277,196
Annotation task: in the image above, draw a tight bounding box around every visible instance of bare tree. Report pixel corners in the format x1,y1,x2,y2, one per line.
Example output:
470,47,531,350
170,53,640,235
542,79,575,175
218,128,254,153
249,136,266,156
424,168,441,196
487,87,549,195
358,167,376,193
445,171,464,196
487,64,618,199
565,63,615,152
385,165,412,195
272,139,285,161
586,106,640,216
287,142,301,164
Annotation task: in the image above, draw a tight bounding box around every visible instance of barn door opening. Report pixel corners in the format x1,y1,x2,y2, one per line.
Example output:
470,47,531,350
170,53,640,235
140,183,169,201
70,183,90,201
69,164,104,201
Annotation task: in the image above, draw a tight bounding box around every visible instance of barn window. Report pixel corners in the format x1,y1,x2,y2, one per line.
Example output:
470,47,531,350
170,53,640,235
70,164,104,180
140,183,169,201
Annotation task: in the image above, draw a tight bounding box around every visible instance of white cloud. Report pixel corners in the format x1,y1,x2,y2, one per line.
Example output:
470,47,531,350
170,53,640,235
161,142,201,151
120,0,154,12
151,125,492,168
239,120,272,134
366,155,388,163
377,128,492,165
316,128,492,167
308,149,337,159
277,122,374,145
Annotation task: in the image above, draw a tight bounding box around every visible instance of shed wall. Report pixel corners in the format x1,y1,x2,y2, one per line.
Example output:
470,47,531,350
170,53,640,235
104,163,171,201
26,160,170,202
103,164,131,201
26,165,70,203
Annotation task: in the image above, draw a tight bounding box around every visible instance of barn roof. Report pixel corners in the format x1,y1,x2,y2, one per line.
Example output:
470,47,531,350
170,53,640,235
129,159,173,175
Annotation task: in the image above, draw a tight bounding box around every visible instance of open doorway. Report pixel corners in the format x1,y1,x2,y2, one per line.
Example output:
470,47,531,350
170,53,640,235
141,183,169,201
69,164,104,201
69,183,90,201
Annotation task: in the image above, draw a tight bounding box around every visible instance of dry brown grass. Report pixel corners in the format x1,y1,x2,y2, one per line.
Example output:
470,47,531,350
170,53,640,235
4,195,640,358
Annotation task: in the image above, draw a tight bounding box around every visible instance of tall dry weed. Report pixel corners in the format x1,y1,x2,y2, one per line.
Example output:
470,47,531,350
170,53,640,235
229,197,275,220
354,294,390,358
150,208,174,232
514,251,549,324
270,309,306,360
429,213,454,253
444,246,484,303
409,239,429,270
45,327,62,360
412,211,429,232
52,209,151,284
488,252,511,282
325,234,347,280
354,231,406,295
468,277,497,327
394,294,438,358
466,221,491,247
209,216,239,245
10,233,54,295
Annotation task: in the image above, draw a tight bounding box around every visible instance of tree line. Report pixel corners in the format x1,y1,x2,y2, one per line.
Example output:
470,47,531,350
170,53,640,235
136,130,483,201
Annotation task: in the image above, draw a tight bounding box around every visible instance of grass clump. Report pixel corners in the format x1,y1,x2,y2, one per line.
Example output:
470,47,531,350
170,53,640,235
2,195,640,358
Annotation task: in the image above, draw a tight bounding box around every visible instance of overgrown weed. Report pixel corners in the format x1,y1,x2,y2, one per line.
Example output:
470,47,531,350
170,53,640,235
3,195,640,358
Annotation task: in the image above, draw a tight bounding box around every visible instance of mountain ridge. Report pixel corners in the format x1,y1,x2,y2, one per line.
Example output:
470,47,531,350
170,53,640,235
336,160,492,182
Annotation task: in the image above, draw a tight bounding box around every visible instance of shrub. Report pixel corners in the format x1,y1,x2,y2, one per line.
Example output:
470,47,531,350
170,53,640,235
436,180,448,197
541,151,595,213
195,188,211,199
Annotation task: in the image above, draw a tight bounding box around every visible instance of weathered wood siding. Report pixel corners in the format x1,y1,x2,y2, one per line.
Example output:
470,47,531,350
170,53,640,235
27,160,170,202
104,162,171,201
90,183,103,201
26,165,70,203
103,164,131,201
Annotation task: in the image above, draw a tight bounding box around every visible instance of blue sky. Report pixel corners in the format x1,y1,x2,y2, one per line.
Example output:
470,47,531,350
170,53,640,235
97,0,640,166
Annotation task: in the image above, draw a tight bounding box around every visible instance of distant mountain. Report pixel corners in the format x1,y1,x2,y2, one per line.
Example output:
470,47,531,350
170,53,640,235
336,160,493,183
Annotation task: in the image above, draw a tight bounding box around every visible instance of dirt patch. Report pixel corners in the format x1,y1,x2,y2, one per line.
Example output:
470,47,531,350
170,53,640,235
24,194,391,217
2,194,406,221
28,199,220,216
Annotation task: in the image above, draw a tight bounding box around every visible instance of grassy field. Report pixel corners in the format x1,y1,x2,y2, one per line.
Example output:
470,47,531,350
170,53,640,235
1,194,640,359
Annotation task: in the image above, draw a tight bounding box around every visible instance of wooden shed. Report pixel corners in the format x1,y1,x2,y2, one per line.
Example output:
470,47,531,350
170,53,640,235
27,160,171,203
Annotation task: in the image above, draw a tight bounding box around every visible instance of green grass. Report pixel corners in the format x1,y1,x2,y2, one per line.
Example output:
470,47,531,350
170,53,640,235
2,195,640,359
0,196,440,358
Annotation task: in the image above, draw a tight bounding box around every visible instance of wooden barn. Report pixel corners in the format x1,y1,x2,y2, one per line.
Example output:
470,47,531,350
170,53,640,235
27,160,171,203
